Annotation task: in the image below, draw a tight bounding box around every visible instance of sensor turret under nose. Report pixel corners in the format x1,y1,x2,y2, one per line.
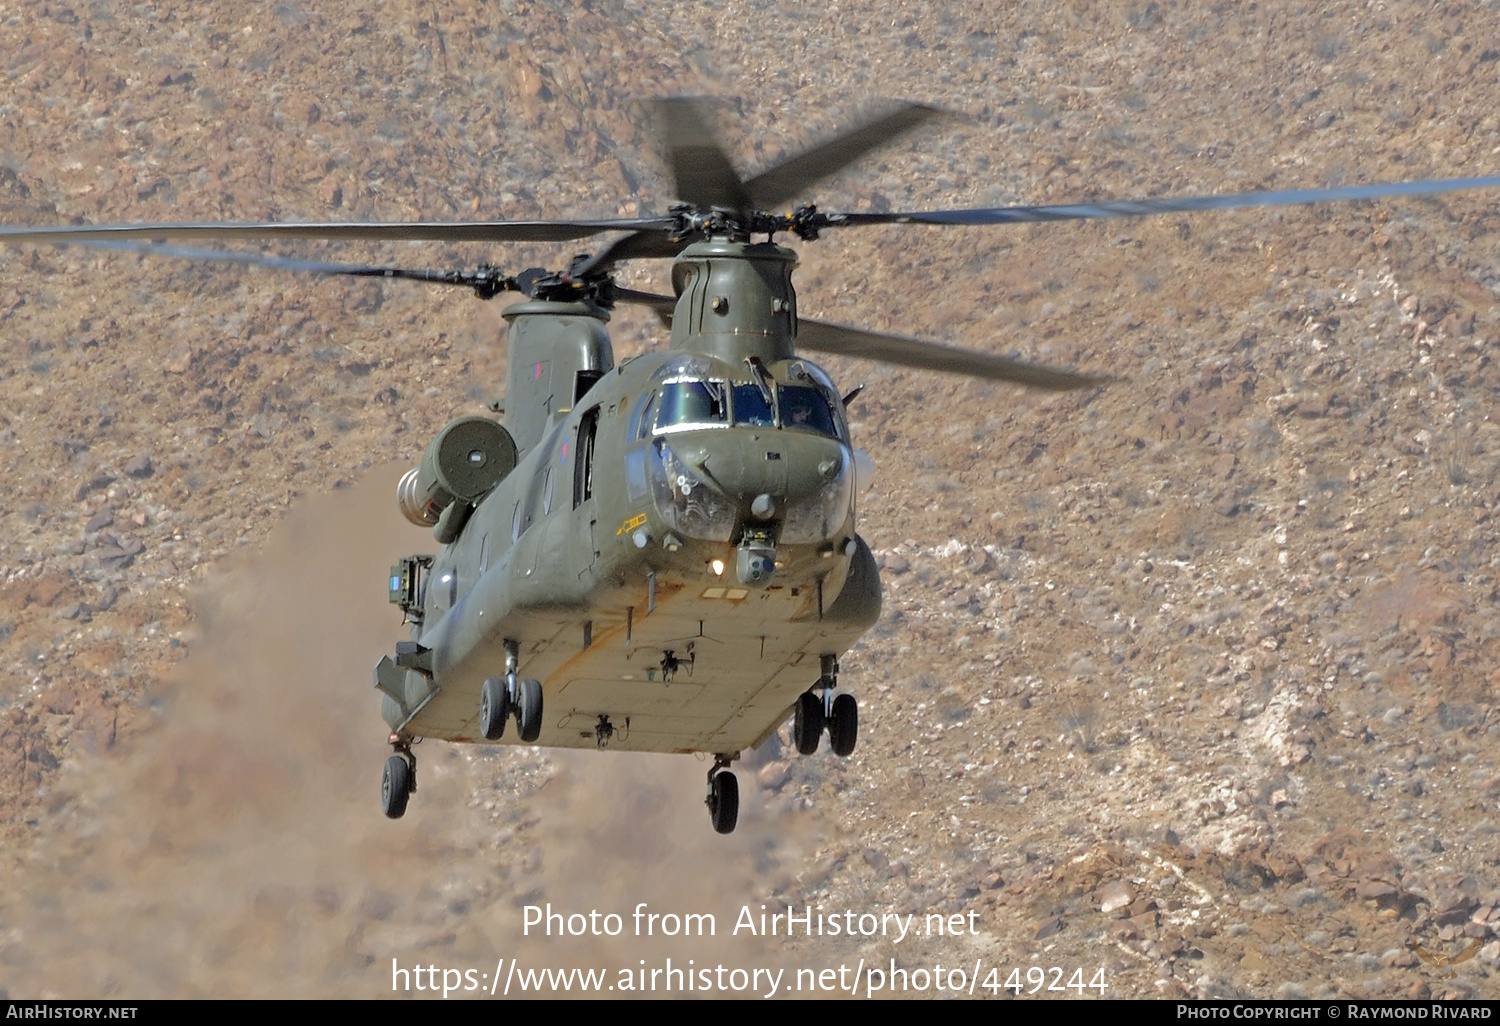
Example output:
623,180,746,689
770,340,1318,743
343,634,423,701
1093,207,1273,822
737,534,776,586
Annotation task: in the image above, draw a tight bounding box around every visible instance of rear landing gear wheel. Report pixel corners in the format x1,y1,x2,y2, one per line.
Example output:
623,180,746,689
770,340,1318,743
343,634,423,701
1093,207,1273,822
707,769,739,834
382,754,412,819
516,677,544,743
480,676,509,740
828,693,858,757
793,691,824,754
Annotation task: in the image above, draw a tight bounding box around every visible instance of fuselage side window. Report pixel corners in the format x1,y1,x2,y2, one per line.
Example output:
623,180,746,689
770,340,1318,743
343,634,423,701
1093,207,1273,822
624,447,648,504
436,567,457,608
574,407,599,508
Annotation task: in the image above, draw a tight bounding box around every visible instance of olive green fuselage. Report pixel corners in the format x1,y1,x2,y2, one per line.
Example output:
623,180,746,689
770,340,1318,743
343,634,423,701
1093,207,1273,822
380,239,881,757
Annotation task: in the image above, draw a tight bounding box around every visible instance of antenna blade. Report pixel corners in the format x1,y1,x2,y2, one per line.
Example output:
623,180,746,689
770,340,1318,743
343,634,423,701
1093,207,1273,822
796,319,1107,391
745,102,944,210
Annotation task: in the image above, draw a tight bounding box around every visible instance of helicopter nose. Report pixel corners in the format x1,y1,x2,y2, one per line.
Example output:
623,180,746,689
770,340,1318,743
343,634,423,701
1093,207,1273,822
648,432,853,588
679,431,845,509
653,430,852,540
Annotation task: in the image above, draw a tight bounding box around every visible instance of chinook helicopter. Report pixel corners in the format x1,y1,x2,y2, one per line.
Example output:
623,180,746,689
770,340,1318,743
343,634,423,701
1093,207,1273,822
5,100,1500,833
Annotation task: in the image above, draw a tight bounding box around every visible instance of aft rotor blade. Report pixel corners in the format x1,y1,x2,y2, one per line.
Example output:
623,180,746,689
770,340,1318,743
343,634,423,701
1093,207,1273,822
660,98,750,212
613,287,678,314
48,239,524,295
744,102,943,211
613,286,678,326
54,238,420,276
829,175,1500,227
0,216,677,246
796,319,1106,391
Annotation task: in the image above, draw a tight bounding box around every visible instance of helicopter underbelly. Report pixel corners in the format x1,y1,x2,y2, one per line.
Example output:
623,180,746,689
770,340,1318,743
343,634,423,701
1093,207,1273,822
403,537,880,754
550,585,864,753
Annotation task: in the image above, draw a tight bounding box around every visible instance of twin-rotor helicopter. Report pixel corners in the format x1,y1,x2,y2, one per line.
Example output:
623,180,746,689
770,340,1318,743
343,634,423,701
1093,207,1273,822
5,100,1498,833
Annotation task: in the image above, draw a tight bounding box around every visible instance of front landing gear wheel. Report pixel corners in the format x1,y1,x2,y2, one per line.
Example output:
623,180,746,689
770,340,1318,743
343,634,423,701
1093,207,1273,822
516,678,544,743
793,691,824,754
828,693,858,757
707,770,739,834
480,676,509,740
382,754,412,819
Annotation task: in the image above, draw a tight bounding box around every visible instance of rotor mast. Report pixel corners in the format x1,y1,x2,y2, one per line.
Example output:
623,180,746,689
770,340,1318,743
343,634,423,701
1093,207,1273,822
668,237,798,366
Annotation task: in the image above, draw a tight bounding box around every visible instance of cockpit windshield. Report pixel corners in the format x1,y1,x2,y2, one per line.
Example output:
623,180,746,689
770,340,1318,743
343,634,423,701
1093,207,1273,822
643,376,842,439
731,384,775,427
653,380,728,432
777,385,838,437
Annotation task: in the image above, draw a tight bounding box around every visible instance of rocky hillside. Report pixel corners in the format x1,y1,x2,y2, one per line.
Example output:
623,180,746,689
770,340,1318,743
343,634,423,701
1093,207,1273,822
0,0,1496,999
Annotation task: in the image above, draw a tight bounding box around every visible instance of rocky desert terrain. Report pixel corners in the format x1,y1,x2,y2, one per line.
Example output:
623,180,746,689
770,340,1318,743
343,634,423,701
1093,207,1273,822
0,0,1497,1000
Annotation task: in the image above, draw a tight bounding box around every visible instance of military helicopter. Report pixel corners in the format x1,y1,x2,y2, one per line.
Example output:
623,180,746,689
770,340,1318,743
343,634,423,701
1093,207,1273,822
5,100,1500,833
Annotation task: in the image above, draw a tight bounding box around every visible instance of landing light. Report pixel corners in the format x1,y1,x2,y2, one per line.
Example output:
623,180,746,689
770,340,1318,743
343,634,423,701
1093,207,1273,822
711,559,725,576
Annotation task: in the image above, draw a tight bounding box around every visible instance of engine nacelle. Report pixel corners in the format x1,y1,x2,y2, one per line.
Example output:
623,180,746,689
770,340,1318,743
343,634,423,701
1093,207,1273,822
398,416,517,527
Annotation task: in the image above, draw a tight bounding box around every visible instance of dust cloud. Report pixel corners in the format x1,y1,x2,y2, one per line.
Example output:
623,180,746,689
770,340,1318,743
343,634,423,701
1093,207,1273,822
0,469,823,998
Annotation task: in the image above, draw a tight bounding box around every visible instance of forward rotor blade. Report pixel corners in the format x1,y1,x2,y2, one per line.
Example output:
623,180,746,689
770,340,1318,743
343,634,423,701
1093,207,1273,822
571,227,698,277
659,97,750,212
744,102,943,211
796,319,1106,391
829,174,1500,227
0,216,677,246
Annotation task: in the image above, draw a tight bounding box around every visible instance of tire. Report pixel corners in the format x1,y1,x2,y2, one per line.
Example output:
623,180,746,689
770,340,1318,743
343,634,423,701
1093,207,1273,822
828,693,858,757
708,770,739,834
479,676,509,740
793,691,824,755
517,678,544,743
381,755,412,819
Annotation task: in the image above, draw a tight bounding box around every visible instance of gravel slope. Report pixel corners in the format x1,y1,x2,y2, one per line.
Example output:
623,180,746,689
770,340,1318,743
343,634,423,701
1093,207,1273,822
0,0,1496,999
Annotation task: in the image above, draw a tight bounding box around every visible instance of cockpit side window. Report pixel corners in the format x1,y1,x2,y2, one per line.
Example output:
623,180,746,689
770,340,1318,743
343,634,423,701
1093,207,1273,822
731,383,775,427
630,391,657,441
778,385,838,437
653,380,728,432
